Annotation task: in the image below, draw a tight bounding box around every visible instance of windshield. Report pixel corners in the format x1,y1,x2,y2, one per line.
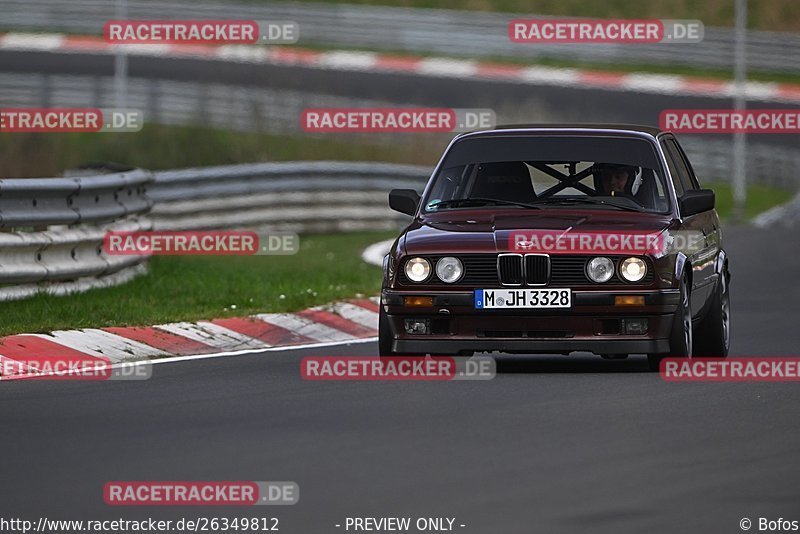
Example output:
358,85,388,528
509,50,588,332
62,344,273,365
423,135,671,214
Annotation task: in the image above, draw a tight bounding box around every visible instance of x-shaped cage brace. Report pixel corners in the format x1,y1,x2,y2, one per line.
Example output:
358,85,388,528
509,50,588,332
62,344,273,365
527,162,599,198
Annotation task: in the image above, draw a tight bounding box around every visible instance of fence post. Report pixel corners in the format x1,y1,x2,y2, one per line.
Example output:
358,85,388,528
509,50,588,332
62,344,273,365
732,0,748,221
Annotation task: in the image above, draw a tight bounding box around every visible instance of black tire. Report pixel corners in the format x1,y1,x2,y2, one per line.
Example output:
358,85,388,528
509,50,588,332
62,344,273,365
647,272,692,371
693,267,731,358
378,307,393,357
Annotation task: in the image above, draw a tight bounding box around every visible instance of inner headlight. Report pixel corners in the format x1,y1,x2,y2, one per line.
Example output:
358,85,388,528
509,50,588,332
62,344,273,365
620,257,647,282
404,257,431,282
435,256,464,283
586,257,614,283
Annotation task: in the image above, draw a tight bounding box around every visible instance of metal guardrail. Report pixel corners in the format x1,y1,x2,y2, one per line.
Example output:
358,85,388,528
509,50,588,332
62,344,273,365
0,162,430,300
0,169,153,301
3,0,800,74
680,138,800,192
0,169,152,228
148,161,430,231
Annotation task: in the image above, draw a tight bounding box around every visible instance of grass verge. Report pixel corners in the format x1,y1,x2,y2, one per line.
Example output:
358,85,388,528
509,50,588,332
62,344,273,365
707,181,794,220
0,231,393,337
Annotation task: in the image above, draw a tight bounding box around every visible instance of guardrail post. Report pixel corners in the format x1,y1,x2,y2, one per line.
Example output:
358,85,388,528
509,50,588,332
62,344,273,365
732,0,748,221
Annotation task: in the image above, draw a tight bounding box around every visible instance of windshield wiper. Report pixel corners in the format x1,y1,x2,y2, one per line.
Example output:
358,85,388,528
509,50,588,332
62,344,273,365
428,197,541,210
531,197,643,212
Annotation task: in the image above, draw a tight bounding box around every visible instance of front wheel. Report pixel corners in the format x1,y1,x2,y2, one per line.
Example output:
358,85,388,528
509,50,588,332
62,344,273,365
378,306,392,357
693,268,731,358
647,272,692,371
378,308,417,357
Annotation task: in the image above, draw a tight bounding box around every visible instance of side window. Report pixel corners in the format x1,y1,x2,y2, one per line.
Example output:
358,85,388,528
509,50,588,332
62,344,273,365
425,165,468,208
660,139,685,197
669,139,701,189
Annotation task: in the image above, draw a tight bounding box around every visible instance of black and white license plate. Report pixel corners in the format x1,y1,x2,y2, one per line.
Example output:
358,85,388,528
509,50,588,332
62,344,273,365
474,288,571,309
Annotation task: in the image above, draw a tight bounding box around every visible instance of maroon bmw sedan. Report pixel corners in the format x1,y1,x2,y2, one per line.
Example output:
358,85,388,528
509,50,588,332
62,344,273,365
379,125,731,371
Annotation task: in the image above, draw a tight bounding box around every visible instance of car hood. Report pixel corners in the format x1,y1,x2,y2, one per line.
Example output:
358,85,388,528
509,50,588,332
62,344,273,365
402,209,674,254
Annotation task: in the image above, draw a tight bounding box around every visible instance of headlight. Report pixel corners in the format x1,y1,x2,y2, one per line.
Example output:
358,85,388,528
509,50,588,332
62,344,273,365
404,257,431,282
435,256,464,283
586,257,614,283
620,257,647,282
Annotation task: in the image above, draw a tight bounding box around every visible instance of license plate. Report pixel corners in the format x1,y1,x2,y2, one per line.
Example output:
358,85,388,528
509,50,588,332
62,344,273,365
475,288,571,309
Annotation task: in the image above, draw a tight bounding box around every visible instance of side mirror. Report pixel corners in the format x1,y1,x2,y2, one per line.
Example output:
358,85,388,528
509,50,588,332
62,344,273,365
389,189,420,216
680,189,715,217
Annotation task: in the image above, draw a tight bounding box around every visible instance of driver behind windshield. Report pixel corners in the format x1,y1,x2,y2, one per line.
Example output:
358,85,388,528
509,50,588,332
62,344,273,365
597,164,636,197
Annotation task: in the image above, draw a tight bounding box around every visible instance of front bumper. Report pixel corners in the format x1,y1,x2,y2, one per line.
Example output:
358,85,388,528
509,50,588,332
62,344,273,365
382,289,679,355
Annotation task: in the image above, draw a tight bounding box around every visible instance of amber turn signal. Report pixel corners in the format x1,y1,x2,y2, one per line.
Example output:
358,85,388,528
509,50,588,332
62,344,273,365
404,296,434,307
615,295,645,306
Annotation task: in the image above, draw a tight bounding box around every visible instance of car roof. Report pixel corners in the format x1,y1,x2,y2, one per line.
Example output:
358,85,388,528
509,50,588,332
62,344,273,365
487,123,665,137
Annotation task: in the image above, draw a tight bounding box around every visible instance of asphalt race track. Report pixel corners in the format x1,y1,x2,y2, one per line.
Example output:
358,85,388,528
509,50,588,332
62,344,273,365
1,225,798,534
